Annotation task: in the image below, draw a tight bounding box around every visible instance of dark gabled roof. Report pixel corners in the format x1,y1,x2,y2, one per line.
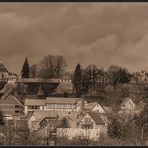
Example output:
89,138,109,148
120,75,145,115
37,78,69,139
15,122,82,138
87,112,105,125
0,63,8,72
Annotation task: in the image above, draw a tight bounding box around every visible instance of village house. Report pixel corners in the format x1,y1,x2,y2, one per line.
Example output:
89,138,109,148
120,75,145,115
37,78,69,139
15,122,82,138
57,111,107,140
0,60,17,83
6,72,18,83
120,97,136,112
27,110,59,131
27,109,107,140
0,95,24,116
0,62,9,80
27,110,79,131
44,97,81,111
84,102,106,113
118,97,146,116
26,99,109,140
24,97,88,114
78,112,107,129
24,99,46,114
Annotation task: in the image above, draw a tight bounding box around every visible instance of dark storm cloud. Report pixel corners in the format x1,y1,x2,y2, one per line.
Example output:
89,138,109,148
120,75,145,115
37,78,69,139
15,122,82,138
1,3,148,74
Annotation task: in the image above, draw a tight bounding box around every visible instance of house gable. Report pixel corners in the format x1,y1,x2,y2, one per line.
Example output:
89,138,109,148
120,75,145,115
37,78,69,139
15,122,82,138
80,113,95,126
76,99,88,106
75,105,81,111
92,104,106,113
121,98,135,111
0,63,8,73
79,112,105,128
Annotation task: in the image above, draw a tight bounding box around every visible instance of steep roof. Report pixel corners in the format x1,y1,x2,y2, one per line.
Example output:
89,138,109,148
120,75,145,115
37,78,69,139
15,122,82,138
31,110,58,120
39,117,61,129
103,106,112,113
63,113,81,128
121,97,135,106
0,63,8,72
87,112,105,125
25,99,46,106
84,102,98,110
46,97,80,104
77,111,105,125
0,95,24,107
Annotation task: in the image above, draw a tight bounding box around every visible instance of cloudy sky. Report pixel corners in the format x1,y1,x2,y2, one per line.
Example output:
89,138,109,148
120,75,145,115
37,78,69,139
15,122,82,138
1,3,148,74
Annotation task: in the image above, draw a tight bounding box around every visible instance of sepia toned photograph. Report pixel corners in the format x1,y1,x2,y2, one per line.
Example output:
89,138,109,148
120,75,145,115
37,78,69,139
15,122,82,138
0,2,147,146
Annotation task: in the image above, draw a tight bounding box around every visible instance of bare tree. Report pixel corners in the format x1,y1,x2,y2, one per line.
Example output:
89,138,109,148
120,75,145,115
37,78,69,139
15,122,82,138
30,64,38,78
36,55,67,79
3,120,15,145
108,65,120,89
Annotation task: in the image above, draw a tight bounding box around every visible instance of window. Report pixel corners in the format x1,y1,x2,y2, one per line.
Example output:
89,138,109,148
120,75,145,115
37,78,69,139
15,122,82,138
84,118,91,122
15,110,19,113
66,104,69,108
28,106,39,109
47,104,51,108
2,74,4,78
15,105,19,108
69,104,73,108
35,106,38,109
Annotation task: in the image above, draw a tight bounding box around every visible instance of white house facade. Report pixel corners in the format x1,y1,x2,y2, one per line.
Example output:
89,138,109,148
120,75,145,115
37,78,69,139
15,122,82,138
120,97,136,112
24,97,83,114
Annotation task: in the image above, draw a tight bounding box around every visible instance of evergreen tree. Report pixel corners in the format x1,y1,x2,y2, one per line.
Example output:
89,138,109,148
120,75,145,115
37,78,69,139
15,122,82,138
21,58,30,78
72,63,82,97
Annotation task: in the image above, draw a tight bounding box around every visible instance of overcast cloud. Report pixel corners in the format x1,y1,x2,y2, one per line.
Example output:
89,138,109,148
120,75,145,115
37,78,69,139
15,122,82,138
0,3,148,74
